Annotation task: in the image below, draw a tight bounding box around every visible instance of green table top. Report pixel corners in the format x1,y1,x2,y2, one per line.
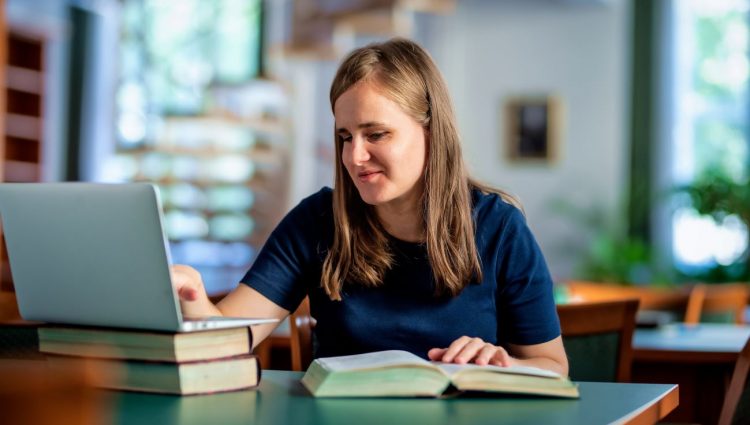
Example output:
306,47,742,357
111,370,678,425
633,323,750,353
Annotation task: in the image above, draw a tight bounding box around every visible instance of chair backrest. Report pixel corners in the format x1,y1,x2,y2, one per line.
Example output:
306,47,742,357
289,295,642,379
719,336,750,425
565,280,689,311
557,298,639,382
289,297,315,372
685,283,749,325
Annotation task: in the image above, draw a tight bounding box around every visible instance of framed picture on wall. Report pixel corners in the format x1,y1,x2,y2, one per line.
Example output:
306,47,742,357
503,95,561,163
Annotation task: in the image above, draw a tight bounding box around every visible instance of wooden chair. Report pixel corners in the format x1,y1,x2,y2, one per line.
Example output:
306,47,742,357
719,336,750,425
289,297,315,372
0,291,20,321
557,298,639,382
684,283,749,325
565,280,690,311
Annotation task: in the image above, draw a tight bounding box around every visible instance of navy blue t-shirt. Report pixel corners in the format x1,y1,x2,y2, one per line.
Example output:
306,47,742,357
241,187,560,359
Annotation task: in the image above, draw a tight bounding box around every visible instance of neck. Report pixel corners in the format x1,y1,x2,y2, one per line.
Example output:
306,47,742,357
376,200,423,243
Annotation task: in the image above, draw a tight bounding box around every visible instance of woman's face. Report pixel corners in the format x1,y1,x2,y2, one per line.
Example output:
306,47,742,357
335,81,428,211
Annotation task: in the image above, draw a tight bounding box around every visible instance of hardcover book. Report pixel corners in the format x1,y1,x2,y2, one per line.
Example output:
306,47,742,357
301,350,579,398
48,354,261,395
38,326,252,362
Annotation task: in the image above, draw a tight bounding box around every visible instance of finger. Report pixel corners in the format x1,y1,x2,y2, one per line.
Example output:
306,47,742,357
171,264,200,285
170,265,204,302
474,344,499,366
489,347,514,367
170,266,188,289
453,338,487,364
427,348,447,360
441,336,473,363
178,285,198,301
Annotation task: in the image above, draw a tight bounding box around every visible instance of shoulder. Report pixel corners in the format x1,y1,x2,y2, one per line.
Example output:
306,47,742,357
294,186,333,214
274,187,333,235
471,188,524,227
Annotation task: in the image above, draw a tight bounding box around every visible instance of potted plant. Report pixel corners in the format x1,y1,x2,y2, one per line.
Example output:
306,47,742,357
676,168,750,281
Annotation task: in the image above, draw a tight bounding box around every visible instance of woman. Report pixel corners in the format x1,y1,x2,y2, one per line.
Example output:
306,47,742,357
173,38,568,375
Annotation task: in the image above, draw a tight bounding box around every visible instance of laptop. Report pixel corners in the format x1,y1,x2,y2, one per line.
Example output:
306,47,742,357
0,182,277,332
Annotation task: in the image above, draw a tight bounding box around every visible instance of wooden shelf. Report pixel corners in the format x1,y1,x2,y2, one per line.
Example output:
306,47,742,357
6,66,43,94
163,113,288,137
0,24,47,292
3,160,40,182
5,113,41,140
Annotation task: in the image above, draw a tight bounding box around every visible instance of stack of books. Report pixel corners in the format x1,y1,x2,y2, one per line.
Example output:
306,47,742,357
38,326,260,395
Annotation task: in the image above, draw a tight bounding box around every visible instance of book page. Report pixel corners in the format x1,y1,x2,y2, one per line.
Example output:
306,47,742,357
317,350,432,372
433,362,561,379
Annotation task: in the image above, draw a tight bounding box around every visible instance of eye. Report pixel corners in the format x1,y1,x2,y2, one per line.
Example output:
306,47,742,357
340,134,352,143
368,132,387,141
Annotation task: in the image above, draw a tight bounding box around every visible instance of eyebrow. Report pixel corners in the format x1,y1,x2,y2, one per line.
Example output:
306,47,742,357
336,122,386,134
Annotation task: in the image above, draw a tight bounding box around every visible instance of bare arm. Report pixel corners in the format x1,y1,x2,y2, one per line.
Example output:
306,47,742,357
171,265,290,349
216,284,290,349
508,336,568,376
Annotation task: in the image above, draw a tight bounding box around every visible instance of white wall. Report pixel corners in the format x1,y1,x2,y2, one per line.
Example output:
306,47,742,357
266,0,633,281
419,0,631,280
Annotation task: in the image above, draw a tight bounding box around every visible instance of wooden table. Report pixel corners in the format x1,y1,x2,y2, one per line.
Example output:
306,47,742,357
632,323,750,425
108,370,677,425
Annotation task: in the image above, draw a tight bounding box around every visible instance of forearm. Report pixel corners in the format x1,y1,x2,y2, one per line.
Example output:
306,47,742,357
512,355,568,376
216,285,291,350
183,299,223,318
509,337,569,376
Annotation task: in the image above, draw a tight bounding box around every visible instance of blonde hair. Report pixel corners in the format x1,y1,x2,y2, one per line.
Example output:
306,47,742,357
322,38,517,301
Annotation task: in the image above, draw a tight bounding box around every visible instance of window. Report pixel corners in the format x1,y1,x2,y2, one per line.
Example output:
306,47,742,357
670,0,749,278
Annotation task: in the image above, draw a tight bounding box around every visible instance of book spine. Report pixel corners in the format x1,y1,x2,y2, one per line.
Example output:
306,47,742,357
256,354,262,383
246,326,254,355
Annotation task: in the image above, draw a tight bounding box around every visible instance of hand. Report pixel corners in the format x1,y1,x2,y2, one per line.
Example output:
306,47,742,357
428,336,517,367
170,264,211,314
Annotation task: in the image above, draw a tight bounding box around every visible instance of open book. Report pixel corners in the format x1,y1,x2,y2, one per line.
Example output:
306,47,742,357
301,350,579,398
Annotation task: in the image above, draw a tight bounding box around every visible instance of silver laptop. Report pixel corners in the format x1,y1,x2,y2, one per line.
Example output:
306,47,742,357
0,182,277,332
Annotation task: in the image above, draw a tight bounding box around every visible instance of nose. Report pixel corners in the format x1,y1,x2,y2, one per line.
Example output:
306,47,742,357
350,137,370,165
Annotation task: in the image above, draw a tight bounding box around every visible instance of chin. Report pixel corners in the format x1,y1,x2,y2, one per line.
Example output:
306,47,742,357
355,188,390,206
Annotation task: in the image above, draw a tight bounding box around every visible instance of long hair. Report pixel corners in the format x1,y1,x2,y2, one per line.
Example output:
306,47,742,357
321,38,518,301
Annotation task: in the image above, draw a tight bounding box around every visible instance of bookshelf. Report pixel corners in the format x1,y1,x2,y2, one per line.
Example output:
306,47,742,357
109,81,291,295
0,26,47,293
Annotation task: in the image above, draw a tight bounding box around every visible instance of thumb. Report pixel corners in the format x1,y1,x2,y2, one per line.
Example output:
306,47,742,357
178,285,199,301
170,266,202,302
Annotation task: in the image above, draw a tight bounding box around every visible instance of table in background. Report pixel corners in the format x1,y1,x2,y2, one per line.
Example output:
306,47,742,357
632,323,750,425
109,370,677,425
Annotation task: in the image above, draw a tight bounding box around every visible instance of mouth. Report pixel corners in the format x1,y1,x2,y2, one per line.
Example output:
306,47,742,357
357,170,382,181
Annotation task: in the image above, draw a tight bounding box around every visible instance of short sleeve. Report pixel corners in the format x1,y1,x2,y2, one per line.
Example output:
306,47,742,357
495,207,560,345
240,189,332,312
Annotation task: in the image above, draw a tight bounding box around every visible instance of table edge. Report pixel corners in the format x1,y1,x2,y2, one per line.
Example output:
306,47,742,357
633,348,738,363
612,384,679,425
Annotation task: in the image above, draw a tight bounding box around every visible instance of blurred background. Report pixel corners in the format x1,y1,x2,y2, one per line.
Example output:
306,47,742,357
0,0,747,298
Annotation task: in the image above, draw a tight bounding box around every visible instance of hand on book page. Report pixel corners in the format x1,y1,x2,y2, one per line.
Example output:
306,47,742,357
428,336,516,367
428,336,569,376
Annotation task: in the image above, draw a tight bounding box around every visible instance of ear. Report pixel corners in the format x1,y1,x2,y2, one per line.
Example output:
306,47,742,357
423,126,431,161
